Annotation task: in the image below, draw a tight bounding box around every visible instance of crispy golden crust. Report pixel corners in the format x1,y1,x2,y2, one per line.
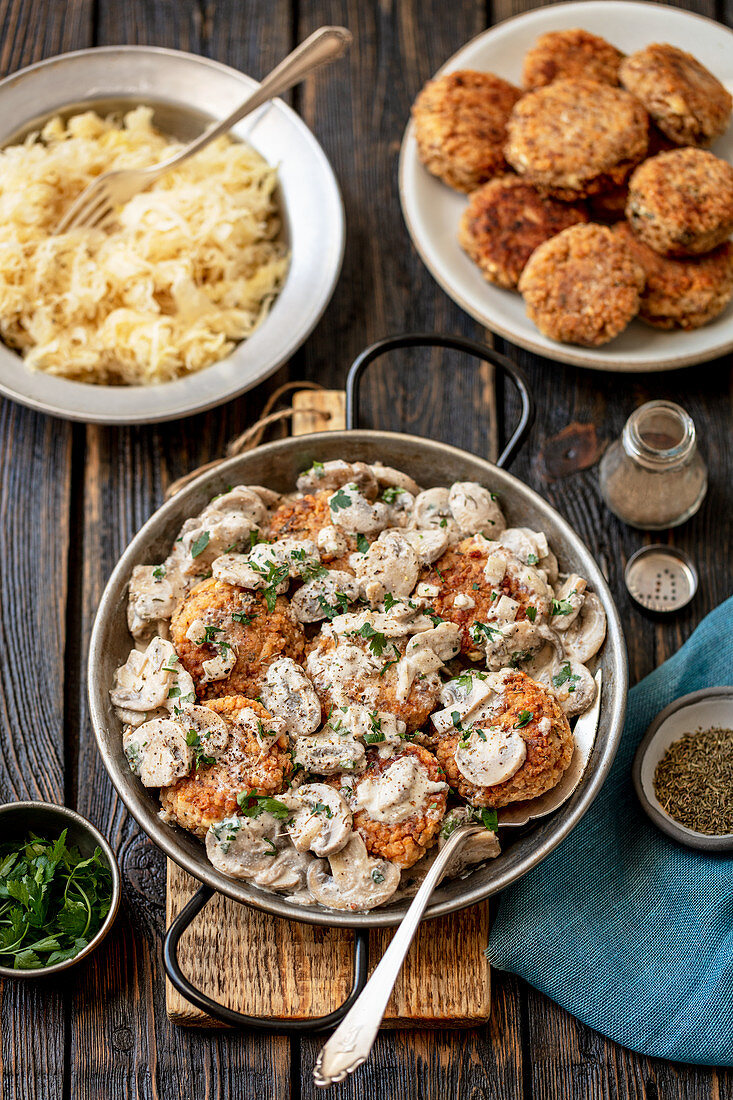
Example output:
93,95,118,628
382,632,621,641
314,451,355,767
159,696,292,837
412,69,521,192
422,536,550,655
518,223,645,347
626,148,733,257
620,44,732,147
613,222,733,329
170,577,305,700
334,745,448,869
435,671,573,807
267,490,357,571
458,176,588,289
305,633,439,733
522,28,624,90
505,79,649,199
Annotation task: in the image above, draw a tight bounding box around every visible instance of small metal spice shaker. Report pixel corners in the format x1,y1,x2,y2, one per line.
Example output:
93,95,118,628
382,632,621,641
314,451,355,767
599,400,707,530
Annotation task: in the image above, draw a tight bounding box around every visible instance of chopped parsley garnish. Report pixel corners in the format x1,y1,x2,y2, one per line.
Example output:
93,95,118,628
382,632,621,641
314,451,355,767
527,554,538,566
318,593,351,620
451,711,462,728
371,869,385,884
311,801,333,818
381,487,404,504
525,606,537,623
0,830,113,970
232,609,257,626
478,808,498,832
329,488,352,513
253,560,290,611
469,621,503,645
262,837,278,855
383,592,397,611
552,663,581,693
423,607,444,627
310,461,325,477
197,624,224,646
514,710,534,729
249,528,270,548
456,670,486,689
152,565,166,579
356,533,369,554
551,598,574,617
352,622,388,658
472,582,480,590
439,518,448,528
236,791,292,820
379,648,401,677
190,531,210,558
290,548,327,582
167,686,182,699
185,729,216,769
364,730,386,744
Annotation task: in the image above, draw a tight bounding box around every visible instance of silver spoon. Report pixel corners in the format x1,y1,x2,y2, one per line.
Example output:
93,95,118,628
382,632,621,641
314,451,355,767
313,669,602,1088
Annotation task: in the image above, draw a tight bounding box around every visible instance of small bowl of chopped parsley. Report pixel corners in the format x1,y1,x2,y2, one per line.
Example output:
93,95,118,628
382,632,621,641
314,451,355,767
0,801,120,975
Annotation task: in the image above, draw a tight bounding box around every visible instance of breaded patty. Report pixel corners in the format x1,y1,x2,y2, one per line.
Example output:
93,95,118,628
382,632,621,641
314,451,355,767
171,577,305,700
435,671,573,807
334,745,448,869
159,696,292,837
626,148,733,257
613,222,733,330
412,69,521,192
458,176,588,289
620,44,732,147
267,490,358,572
305,633,439,733
422,536,552,655
522,28,624,90
505,78,649,200
518,223,645,346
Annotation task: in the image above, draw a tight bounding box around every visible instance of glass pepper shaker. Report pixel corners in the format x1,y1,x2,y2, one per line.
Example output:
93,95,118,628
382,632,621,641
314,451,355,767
599,400,707,530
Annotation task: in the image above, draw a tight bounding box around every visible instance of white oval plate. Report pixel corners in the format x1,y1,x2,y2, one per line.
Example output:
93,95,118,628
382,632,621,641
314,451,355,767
399,1,733,372
0,47,344,423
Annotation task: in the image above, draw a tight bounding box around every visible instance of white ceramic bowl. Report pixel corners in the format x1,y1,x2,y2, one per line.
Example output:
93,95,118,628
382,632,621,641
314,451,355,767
0,47,344,423
399,1,733,372
633,687,733,851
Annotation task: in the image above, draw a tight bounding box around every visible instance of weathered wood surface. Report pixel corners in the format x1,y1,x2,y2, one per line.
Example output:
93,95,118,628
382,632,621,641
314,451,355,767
0,0,731,1098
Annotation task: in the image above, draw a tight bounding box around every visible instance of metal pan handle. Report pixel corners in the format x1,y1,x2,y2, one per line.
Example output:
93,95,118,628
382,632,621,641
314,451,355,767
346,332,534,469
163,884,370,1031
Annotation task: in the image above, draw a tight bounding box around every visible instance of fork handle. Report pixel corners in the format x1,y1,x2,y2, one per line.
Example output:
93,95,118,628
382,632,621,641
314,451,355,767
152,26,352,175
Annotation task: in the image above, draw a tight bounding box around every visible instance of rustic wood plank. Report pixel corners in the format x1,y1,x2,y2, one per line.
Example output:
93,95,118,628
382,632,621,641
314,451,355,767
68,2,294,1098
0,4,92,1098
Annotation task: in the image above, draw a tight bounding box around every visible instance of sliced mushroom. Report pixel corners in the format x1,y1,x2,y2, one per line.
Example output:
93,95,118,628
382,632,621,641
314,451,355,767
164,659,196,711
432,672,497,733
316,525,350,559
178,487,266,575
382,489,415,526
532,657,597,717
110,637,177,713
448,482,506,536
183,705,230,758
246,485,282,508
258,658,322,735
412,487,459,538
328,485,391,535
354,753,447,823
368,463,422,497
395,622,461,702
496,527,558,583
551,574,588,630
438,808,501,875
352,529,420,605
290,570,361,623
283,784,352,857
293,729,367,775
327,703,406,757
306,833,401,910
127,565,180,640
454,725,527,787
473,619,556,673
560,592,607,663
213,537,320,591
297,460,378,498
206,812,287,879
398,527,451,565
131,717,194,787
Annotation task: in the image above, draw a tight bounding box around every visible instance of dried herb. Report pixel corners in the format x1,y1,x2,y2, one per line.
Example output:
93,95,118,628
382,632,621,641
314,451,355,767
653,727,733,835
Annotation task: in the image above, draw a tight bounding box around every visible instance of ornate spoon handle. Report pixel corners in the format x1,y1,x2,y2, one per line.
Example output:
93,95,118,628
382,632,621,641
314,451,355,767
313,824,485,1088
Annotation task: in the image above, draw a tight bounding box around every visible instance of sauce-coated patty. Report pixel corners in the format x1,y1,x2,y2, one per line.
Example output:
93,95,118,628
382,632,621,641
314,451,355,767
435,671,573,807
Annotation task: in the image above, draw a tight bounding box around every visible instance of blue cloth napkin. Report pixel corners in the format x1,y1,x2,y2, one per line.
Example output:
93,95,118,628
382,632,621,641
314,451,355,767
488,595,733,1066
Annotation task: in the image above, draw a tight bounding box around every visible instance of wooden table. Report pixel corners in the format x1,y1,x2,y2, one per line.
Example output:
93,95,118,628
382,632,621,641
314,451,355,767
1,0,731,1096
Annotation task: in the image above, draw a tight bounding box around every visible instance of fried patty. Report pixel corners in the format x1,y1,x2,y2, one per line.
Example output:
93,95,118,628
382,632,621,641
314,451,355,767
422,536,552,655
620,43,732,147
626,148,733,256
504,78,649,200
435,671,573,807
613,222,733,329
170,577,305,700
522,28,624,90
458,175,588,289
335,744,448,869
267,490,358,572
412,69,522,192
518,223,645,346
159,696,292,837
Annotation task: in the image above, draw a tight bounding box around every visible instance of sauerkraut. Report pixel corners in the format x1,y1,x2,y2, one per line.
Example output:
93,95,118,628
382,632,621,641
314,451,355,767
0,107,289,385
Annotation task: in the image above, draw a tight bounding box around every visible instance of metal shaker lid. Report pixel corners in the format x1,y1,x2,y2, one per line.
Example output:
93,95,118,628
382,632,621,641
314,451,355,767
624,545,698,612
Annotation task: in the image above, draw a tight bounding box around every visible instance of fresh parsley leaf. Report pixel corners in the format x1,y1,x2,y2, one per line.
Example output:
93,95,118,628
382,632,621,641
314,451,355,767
381,487,404,504
525,606,537,623
551,598,574,617
190,531,210,558
356,534,369,554
371,869,385,884
479,808,498,832
237,791,292,820
152,565,166,579
527,554,538,566
514,710,534,729
318,592,350,620
329,488,352,513
352,622,387,658
232,609,256,626
311,801,334,818
469,621,503,644
383,592,397,611
552,663,581,692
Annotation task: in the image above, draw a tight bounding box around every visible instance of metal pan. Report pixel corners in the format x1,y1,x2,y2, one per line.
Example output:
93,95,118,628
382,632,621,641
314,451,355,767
88,333,627,1028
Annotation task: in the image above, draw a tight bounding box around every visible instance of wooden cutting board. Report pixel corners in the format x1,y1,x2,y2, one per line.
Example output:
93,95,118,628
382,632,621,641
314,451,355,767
165,389,491,1027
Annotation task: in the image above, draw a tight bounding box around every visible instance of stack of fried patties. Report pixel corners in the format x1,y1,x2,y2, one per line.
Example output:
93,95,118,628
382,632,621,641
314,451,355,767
412,31,733,347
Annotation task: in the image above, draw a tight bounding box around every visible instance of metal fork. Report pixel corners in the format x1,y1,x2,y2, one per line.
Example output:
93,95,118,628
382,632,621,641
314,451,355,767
54,25,352,235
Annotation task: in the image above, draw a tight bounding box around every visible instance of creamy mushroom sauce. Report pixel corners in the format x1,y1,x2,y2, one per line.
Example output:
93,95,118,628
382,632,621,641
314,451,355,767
111,459,607,912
